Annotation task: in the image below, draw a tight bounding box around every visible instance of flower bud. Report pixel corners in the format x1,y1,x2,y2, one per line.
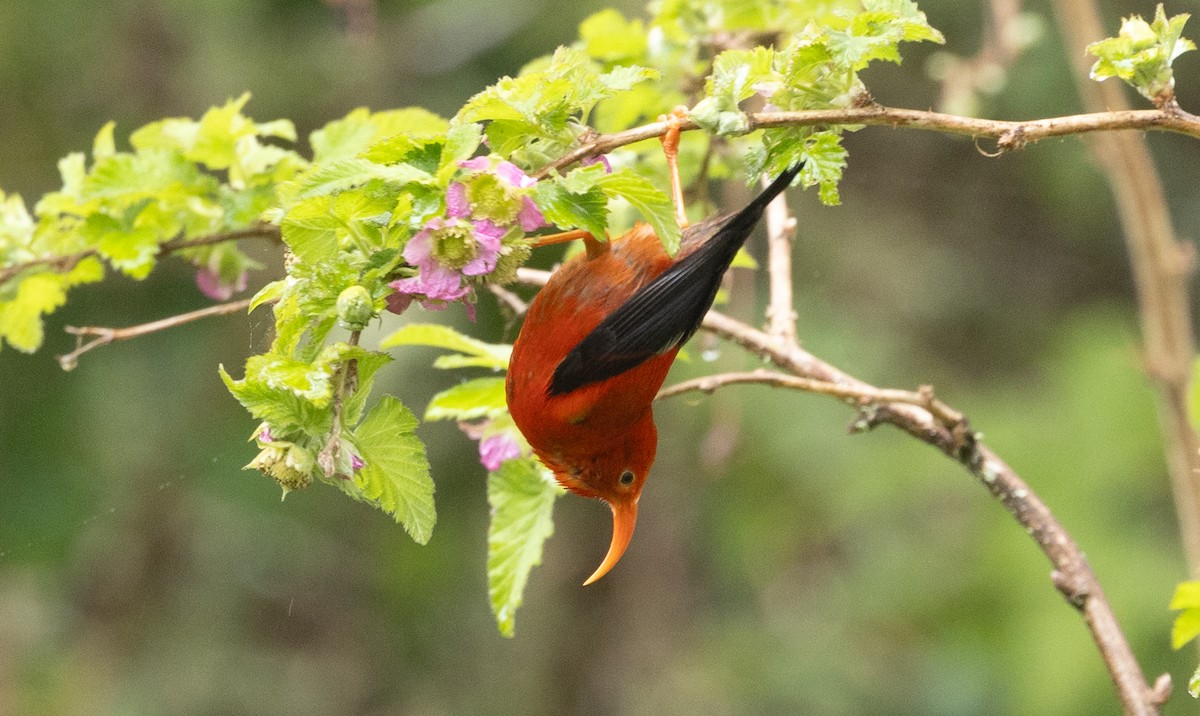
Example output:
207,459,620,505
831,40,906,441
336,285,375,330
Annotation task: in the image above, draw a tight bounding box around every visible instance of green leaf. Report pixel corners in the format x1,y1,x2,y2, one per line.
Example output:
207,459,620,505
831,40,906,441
281,196,339,263
381,323,512,370
249,279,286,312
0,259,103,353
580,9,647,62
487,457,562,637
799,131,848,206
1191,664,1200,699
1088,5,1194,103
532,177,608,240
1172,580,1200,609
93,121,117,160
1174,608,1200,650
282,158,429,205
219,354,337,436
597,170,682,255
1171,581,1200,649
353,396,436,544
82,214,162,279
426,377,507,421
312,107,449,163
439,122,484,182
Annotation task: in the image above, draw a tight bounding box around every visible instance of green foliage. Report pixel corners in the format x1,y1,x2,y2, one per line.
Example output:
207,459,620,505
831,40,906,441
0,93,304,352
381,323,511,370
487,457,563,637
1171,580,1200,698
1088,4,1195,105
1171,581,1200,649
1,0,967,635
694,0,942,202
458,46,658,164
353,396,436,544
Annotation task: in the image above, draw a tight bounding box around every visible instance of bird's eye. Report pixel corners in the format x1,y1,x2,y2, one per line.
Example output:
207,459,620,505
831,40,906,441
619,470,635,486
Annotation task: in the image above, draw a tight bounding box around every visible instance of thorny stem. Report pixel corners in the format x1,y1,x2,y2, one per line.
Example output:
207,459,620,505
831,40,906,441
319,330,362,478
56,298,253,371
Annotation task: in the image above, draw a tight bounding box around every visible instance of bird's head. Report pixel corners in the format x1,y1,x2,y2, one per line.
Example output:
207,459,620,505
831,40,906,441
544,417,657,585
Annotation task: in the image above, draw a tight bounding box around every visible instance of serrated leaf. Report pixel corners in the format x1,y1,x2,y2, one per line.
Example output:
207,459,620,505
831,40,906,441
488,457,562,637
381,323,512,369
283,158,428,205
425,377,507,421
353,396,436,544
281,196,339,262
313,107,449,163
597,170,681,254
0,260,103,352
1087,5,1194,103
532,179,608,240
219,354,336,436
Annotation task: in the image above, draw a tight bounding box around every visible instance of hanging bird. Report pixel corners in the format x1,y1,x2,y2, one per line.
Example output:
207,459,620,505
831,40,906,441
506,162,802,585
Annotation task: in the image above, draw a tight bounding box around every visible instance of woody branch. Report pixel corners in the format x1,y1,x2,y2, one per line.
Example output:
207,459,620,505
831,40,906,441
514,265,1171,714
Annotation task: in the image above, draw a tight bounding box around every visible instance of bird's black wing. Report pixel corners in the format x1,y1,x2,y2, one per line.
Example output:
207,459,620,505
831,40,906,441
549,164,801,396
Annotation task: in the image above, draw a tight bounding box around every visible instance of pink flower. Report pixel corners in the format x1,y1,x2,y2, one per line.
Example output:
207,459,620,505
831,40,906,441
388,262,471,311
196,265,247,301
351,454,365,470
459,157,546,231
479,432,522,471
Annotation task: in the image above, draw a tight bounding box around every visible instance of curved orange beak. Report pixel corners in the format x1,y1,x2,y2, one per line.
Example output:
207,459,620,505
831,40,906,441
582,498,638,585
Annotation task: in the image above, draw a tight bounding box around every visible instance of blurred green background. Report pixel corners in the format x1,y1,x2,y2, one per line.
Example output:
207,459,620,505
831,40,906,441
2,0,1199,713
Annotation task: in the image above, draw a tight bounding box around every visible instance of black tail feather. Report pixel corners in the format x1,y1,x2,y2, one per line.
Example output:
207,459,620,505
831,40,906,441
549,164,803,396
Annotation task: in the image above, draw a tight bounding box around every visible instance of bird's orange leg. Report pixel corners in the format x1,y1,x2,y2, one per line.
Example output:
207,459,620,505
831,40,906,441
531,229,592,248
532,229,610,259
659,105,690,228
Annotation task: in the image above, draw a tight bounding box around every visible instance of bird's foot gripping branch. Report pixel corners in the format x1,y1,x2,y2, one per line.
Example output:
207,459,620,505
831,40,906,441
1,1,1199,711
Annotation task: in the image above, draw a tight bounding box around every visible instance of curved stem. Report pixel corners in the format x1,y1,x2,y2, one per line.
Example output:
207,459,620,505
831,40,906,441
57,298,253,371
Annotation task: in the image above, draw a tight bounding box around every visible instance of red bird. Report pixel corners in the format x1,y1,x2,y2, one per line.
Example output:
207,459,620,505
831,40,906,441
506,164,801,584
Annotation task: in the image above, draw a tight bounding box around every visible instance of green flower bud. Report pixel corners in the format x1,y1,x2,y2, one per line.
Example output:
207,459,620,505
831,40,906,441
336,285,375,330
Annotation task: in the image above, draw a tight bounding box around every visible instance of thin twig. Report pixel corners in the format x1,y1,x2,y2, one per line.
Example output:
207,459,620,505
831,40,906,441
655,368,963,426
1051,0,1200,596
761,172,799,343
535,104,1200,177
487,283,528,315
0,224,282,287
56,298,253,371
